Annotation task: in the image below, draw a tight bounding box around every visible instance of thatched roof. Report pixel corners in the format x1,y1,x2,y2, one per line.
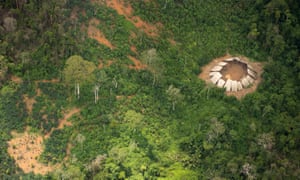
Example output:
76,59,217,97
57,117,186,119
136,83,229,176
224,79,232,91
247,69,256,79
224,58,234,62
217,79,225,88
218,62,227,66
231,80,238,92
241,77,250,87
237,81,243,91
208,57,258,92
211,65,223,72
246,75,254,84
209,71,221,77
210,73,222,84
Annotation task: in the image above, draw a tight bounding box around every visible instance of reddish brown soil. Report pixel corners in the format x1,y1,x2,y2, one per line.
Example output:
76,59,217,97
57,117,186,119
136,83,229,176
168,38,177,45
64,142,72,161
23,95,36,114
128,55,147,70
198,54,264,99
92,0,160,37
130,45,137,54
7,130,55,175
36,79,60,83
116,95,133,100
98,60,114,69
44,108,80,139
87,18,115,49
8,108,80,175
70,6,86,20
11,76,23,84
221,61,247,81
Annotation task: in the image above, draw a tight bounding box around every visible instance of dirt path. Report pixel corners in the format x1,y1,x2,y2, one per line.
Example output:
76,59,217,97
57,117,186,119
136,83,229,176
130,45,137,54
92,0,160,37
44,108,80,139
7,108,80,175
23,95,36,115
98,60,114,69
87,18,115,49
128,55,147,70
63,142,73,161
11,75,23,84
23,79,60,115
199,54,264,99
36,79,60,83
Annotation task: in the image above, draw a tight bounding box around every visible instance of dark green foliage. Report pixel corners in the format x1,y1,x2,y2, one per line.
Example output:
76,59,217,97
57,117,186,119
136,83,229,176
41,129,70,164
0,83,27,178
0,0,299,179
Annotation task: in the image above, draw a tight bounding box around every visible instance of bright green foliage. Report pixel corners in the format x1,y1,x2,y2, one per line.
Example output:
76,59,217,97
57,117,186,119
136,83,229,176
63,55,96,99
63,55,96,85
0,0,299,179
53,165,85,180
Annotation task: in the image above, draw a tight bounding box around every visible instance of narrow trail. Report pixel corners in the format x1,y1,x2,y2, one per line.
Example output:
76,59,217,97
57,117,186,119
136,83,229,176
87,18,115,49
98,60,114,69
22,79,59,115
44,108,81,139
128,55,147,70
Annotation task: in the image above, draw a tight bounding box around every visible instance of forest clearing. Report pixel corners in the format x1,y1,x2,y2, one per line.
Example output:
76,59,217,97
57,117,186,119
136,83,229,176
0,0,299,179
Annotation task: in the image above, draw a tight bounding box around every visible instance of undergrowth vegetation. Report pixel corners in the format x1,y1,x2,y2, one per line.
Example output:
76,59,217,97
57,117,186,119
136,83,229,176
0,0,299,179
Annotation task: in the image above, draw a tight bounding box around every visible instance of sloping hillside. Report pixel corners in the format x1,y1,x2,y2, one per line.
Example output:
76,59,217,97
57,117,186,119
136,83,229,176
0,0,299,179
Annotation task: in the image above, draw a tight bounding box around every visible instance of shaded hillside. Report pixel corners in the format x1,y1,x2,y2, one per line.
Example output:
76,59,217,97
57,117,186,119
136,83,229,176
0,0,299,179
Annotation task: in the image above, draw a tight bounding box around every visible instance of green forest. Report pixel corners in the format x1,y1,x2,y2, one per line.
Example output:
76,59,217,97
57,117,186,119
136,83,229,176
0,0,299,179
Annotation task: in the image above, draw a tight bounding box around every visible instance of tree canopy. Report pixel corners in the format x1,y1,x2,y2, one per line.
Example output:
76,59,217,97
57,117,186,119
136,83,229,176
0,0,299,179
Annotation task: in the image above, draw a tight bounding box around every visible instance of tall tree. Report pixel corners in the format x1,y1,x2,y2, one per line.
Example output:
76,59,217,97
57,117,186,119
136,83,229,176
93,70,108,104
141,48,163,86
166,85,184,111
63,55,96,99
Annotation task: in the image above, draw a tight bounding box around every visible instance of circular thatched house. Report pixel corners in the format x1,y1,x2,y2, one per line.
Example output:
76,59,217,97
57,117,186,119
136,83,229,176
209,57,257,92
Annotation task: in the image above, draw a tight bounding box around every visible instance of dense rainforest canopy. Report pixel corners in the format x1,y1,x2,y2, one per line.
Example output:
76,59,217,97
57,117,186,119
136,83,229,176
0,0,299,179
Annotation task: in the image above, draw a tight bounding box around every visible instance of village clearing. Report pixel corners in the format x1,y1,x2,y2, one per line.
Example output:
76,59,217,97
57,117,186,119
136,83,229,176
199,54,264,99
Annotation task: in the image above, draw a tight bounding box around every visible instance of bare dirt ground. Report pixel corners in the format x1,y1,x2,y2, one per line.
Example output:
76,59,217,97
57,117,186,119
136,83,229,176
92,0,160,37
11,76,23,84
7,129,55,175
87,18,115,49
98,59,114,69
128,55,147,70
23,95,36,115
198,54,264,99
221,61,247,81
63,142,72,161
130,45,137,54
168,38,177,45
116,95,134,100
36,79,60,83
7,108,80,175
